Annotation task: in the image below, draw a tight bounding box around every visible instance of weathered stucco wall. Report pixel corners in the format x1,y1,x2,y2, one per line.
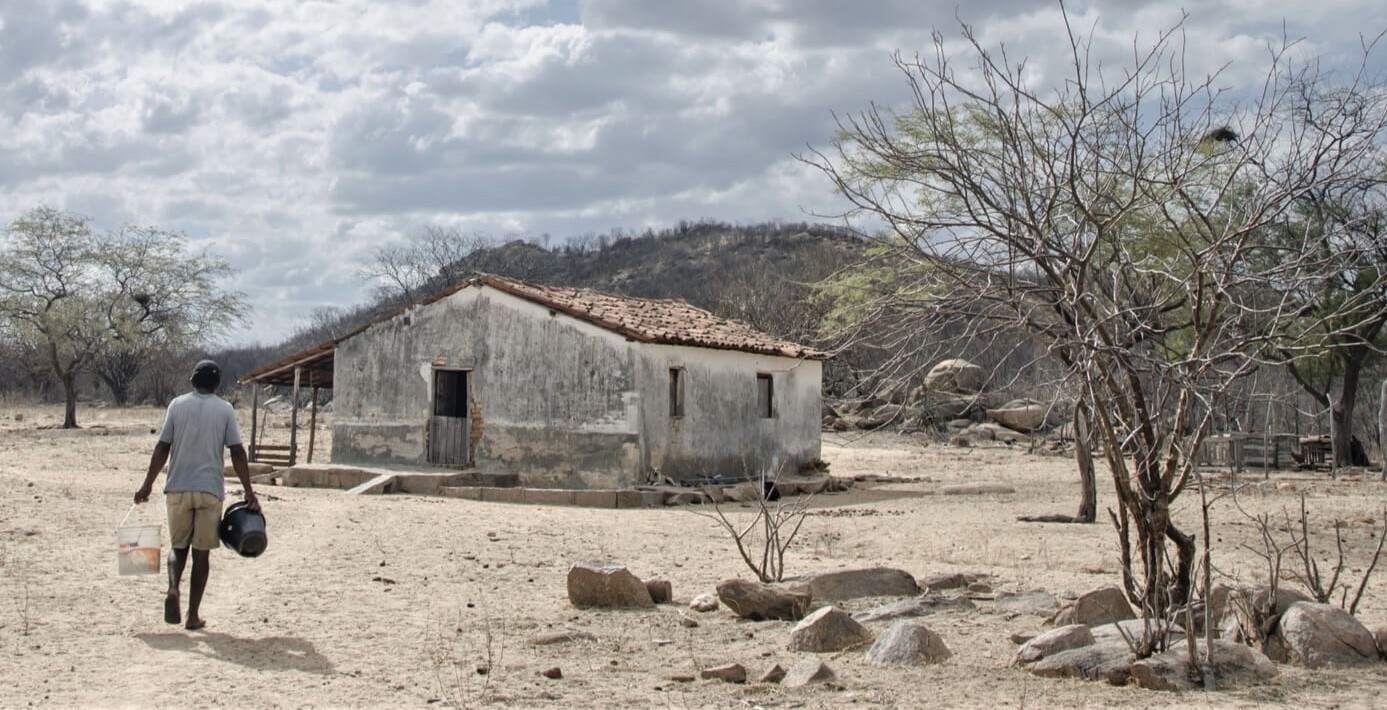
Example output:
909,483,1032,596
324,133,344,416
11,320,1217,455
332,284,823,487
332,287,642,487
634,344,822,482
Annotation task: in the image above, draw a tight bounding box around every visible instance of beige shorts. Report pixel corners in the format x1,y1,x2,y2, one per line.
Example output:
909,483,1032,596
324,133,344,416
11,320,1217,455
166,491,222,551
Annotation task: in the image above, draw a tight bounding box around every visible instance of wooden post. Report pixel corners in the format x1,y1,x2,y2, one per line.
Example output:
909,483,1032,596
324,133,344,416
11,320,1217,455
307,385,319,464
1379,380,1386,481
249,385,259,463
1328,393,1338,479
289,366,301,467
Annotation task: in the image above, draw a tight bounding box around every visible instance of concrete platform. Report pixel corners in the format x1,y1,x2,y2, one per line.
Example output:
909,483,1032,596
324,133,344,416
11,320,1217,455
260,462,843,510
266,463,518,495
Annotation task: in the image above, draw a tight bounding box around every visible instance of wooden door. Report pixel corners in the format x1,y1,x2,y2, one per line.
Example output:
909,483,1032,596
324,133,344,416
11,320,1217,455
429,369,470,465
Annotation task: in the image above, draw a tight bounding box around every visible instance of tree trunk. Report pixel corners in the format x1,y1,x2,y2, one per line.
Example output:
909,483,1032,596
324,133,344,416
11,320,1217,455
1074,399,1097,523
1379,379,1386,480
1332,351,1364,466
61,372,79,429
98,372,131,407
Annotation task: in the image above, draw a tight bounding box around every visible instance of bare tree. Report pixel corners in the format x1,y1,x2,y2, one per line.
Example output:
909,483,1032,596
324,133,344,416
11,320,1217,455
359,225,494,303
805,10,1387,658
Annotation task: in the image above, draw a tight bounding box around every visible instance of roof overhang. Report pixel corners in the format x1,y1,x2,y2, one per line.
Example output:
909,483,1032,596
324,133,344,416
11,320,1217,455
238,340,337,388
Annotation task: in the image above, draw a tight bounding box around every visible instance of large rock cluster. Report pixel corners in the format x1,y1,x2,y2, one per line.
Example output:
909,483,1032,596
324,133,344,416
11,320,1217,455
823,359,1067,442
1012,582,1387,691
563,560,1384,695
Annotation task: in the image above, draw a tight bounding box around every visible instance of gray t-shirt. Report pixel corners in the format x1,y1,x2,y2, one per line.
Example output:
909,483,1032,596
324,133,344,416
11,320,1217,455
159,392,243,500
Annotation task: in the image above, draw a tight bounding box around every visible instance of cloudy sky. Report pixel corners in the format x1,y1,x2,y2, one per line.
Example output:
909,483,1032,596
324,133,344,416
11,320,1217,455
2,0,1384,345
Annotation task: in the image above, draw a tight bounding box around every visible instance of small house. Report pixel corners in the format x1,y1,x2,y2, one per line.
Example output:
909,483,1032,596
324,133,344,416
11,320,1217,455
242,274,828,488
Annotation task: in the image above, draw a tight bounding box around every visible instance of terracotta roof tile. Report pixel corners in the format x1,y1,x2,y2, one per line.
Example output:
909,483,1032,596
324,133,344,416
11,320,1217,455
478,273,829,360
241,272,828,385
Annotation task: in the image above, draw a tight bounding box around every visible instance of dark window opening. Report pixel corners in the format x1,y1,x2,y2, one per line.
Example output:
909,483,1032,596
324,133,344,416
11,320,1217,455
757,373,774,418
669,367,685,418
434,370,469,418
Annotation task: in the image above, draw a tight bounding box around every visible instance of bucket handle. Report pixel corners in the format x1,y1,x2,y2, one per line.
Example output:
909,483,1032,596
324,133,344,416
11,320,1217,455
117,502,149,530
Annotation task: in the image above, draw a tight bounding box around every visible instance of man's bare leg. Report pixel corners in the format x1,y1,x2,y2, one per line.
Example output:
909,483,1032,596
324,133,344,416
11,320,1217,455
165,547,188,624
185,549,210,630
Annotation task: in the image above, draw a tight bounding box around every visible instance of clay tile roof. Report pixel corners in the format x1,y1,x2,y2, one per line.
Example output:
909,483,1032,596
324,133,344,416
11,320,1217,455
476,273,830,360
241,272,829,386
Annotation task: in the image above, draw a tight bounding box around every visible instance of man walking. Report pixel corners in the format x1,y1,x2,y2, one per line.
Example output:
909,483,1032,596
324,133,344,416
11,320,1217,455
135,359,260,631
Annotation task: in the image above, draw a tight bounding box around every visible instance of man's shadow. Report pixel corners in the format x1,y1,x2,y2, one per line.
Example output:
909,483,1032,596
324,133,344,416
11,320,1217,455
137,630,335,675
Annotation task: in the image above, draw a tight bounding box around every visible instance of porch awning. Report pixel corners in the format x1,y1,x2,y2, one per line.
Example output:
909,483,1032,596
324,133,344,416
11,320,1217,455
239,340,336,388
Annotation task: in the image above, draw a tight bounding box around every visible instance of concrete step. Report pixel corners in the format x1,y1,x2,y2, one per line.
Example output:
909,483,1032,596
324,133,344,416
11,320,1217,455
346,473,396,495
438,486,660,508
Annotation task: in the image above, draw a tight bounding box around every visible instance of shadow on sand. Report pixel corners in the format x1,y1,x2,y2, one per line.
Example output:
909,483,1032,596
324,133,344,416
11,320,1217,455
137,630,335,675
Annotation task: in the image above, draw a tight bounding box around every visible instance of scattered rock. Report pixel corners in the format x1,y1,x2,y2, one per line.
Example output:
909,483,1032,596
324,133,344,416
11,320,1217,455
927,395,992,422
668,673,695,683
1090,619,1182,647
920,573,971,591
1029,641,1134,685
1130,640,1277,691
689,593,720,613
947,435,972,448
645,579,673,604
852,596,958,624
781,659,836,688
793,567,920,601
567,562,655,609
758,664,787,684
993,590,1059,617
1276,602,1379,668
529,630,597,646
679,616,699,628
700,663,747,684
539,667,563,679
941,483,1015,495
1050,585,1135,627
716,579,811,621
1373,624,1387,659
866,620,952,665
924,359,985,395
788,606,874,652
1013,625,1095,666
985,399,1057,433
973,422,1030,444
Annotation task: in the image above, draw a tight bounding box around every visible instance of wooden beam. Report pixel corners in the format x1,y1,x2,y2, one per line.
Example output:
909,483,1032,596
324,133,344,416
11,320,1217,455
308,386,319,464
289,366,301,467
249,385,260,464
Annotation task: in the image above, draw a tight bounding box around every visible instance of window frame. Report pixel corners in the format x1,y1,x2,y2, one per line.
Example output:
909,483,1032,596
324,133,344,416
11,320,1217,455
756,372,775,419
669,367,686,418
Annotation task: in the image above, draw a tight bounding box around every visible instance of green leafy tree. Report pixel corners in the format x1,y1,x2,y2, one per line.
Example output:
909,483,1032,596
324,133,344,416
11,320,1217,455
0,207,249,424
1272,144,1387,465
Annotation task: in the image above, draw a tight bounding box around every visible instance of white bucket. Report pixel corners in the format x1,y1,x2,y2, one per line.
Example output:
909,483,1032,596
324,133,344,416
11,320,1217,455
116,506,162,576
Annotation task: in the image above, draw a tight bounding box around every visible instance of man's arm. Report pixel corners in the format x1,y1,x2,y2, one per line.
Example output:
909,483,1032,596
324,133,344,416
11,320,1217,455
229,444,260,512
134,441,171,504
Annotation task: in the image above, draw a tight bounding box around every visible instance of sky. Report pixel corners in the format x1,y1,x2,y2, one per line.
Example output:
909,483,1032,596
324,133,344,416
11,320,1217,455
2,0,1384,346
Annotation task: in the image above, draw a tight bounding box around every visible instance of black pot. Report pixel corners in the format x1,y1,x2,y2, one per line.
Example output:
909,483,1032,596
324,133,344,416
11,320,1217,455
220,501,268,558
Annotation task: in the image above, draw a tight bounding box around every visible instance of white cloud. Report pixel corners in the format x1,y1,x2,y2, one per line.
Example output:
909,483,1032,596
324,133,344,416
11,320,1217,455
0,0,1382,345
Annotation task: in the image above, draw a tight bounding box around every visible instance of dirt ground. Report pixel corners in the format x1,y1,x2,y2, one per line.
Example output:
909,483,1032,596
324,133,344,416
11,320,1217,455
4,402,1387,709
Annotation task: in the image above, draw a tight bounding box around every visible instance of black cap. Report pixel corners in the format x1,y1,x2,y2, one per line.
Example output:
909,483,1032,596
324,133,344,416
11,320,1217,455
191,360,222,389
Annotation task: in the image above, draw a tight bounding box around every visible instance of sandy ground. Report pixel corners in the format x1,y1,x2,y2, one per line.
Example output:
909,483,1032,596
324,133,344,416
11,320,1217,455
4,402,1387,709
